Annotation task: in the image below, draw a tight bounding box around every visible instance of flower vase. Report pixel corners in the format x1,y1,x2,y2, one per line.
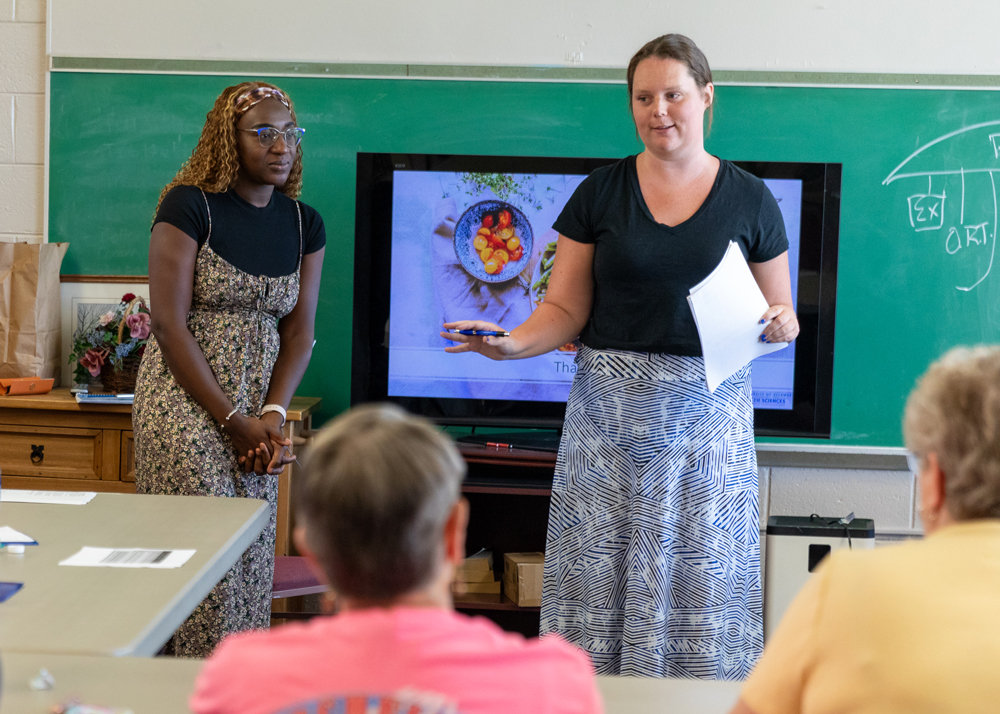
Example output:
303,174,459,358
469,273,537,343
97,355,142,394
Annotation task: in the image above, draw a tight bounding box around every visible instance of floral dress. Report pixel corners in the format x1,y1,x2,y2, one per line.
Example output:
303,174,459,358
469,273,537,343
133,190,302,657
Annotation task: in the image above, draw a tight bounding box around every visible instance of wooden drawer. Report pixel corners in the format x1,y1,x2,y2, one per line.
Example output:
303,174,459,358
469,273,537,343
121,430,135,482
0,425,104,479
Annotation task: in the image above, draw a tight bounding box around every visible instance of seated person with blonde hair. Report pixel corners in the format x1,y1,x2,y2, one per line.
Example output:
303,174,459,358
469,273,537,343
731,345,1000,714
190,403,602,714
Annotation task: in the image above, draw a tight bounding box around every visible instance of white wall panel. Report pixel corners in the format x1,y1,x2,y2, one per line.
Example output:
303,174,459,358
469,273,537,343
770,467,916,532
0,163,43,233
0,22,44,93
14,0,45,22
14,92,42,164
49,0,1000,76
0,94,13,163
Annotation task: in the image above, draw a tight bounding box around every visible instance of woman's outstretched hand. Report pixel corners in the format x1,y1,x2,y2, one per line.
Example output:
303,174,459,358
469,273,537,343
441,320,519,361
759,304,799,344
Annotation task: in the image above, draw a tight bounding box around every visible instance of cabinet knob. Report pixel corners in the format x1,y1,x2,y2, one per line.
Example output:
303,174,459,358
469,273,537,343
30,444,44,464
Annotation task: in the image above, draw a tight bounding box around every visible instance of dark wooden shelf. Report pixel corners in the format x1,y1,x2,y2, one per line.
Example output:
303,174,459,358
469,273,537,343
462,479,551,496
457,442,557,468
451,443,553,636
453,592,540,612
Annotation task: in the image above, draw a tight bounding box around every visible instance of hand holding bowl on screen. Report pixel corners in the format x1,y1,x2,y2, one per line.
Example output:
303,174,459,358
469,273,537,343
441,320,520,360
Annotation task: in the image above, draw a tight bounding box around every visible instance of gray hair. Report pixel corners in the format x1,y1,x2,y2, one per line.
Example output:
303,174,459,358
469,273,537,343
904,345,1000,521
295,403,466,600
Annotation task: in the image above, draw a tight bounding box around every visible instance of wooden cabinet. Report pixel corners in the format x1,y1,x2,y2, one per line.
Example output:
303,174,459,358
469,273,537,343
0,389,321,557
0,424,108,480
121,430,136,482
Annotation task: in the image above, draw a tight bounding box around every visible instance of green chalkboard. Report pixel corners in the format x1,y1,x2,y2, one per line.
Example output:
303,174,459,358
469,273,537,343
48,72,1000,445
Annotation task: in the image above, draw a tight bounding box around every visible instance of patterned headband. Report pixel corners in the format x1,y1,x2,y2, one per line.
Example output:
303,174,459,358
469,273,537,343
234,87,290,114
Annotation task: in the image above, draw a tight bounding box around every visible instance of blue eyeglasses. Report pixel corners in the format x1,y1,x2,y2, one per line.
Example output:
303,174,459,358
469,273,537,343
238,126,305,148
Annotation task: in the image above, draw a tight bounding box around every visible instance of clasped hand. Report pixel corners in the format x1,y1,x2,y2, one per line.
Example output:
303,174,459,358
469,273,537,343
227,411,295,475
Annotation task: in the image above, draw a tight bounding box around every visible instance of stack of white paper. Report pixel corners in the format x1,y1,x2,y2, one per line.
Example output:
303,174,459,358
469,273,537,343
687,241,787,392
0,490,96,505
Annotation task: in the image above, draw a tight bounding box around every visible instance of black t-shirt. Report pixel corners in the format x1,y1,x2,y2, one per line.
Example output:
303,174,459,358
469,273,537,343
154,185,326,278
553,156,788,356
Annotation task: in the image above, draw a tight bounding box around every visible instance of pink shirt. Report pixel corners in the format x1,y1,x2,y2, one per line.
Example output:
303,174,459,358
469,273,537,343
190,607,603,714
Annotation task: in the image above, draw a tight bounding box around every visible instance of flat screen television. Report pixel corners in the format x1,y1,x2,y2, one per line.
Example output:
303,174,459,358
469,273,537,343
353,153,840,439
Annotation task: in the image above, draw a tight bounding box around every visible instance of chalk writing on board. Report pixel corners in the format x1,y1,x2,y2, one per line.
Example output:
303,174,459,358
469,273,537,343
907,191,945,231
884,120,1000,291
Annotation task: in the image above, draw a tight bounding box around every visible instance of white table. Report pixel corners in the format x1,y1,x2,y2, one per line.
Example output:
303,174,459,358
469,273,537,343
0,652,204,714
597,675,742,714
0,492,268,656
0,657,743,714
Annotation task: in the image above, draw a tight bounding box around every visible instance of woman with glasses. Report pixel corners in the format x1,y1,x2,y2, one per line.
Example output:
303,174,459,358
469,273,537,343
733,345,1000,714
133,81,325,657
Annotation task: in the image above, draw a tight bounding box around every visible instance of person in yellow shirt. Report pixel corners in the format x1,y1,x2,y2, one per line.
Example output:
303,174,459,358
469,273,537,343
732,345,1000,714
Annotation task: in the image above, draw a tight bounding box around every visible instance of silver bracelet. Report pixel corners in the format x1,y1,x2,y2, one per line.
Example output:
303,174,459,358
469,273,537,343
221,407,240,429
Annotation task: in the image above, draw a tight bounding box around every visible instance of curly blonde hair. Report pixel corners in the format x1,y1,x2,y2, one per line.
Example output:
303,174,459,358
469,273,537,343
904,345,1000,520
155,81,303,215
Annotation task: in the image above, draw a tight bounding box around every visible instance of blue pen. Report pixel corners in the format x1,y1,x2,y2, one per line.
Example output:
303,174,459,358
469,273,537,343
448,329,511,337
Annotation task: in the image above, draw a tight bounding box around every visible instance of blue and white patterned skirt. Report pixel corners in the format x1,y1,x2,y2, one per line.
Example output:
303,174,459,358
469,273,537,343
540,347,762,680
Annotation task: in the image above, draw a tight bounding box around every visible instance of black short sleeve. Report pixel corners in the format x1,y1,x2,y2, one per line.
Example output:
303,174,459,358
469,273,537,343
151,186,325,278
552,171,600,244
154,185,210,245
749,187,789,263
300,202,326,255
554,157,794,356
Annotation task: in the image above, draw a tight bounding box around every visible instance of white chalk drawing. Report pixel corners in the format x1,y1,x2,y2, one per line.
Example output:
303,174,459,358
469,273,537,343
907,190,945,231
946,227,962,255
884,120,1000,291
991,133,1000,159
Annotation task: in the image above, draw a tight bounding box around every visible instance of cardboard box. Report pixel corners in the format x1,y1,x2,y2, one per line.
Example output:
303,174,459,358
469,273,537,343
456,550,493,573
453,550,498,591
503,552,544,607
454,568,497,584
452,580,502,595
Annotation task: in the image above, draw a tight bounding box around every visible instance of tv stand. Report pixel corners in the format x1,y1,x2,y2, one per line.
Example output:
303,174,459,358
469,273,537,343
456,430,561,453
454,442,556,637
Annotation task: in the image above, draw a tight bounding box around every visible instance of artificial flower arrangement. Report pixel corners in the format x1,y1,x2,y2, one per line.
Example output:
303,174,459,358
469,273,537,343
69,293,151,386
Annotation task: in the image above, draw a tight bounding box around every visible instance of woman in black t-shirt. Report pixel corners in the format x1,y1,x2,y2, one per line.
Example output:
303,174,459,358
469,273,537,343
133,81,325,657
443,36,797,679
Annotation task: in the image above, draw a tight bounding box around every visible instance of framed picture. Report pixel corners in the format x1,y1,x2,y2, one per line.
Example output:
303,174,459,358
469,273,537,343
61,281,150,388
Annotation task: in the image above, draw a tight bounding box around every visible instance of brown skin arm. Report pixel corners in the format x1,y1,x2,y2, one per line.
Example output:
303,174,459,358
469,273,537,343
148,221,288,472
254,246,325,472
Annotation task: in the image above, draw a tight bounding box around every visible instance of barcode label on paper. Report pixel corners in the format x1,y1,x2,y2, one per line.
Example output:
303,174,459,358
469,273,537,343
100,549,171,565
59,547,196,569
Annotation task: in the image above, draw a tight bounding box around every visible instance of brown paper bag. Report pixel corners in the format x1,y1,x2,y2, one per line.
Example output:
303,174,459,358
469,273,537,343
0,242,69,384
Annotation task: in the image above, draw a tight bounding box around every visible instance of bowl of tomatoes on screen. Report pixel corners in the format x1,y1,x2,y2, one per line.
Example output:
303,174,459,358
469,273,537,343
454,200,534,283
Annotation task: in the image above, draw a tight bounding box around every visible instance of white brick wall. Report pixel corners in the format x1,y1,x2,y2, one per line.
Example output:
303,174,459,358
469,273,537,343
0,0,46,244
